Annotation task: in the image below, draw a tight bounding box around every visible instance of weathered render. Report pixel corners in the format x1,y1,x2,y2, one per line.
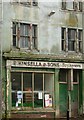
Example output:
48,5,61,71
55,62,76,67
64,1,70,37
0,0,84,119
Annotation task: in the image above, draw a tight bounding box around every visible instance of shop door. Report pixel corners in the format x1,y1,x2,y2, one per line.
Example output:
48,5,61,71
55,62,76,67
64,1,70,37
59,69,79,117
59,83,68,117
71,84,78,116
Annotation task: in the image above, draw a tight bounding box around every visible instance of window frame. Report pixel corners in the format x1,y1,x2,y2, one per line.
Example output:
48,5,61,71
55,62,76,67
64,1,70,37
59,69,79,84
11,71,54,109
61,27,82,52
12,22,38,50
68,28,76,51
61,0,83,12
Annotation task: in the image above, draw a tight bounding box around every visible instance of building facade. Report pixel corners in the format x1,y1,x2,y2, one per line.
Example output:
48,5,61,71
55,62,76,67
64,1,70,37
0,0,84,118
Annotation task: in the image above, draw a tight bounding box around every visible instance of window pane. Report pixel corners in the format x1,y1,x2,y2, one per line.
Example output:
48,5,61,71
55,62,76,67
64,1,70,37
73,2,78,10
32,25,37,37
13,23,16,34
25,24,28,36
20,37,24,48
24,37,28,47
20,24,24,36
23,93,33,107
79,41,82,52
34,73,43,91
23,72,32,91
34,93,43,108
66,0,73,9
78,30,82,40
73,70,78,82
59,69,67,82
12,92,17,107
62,1,66,10
79,2,82,11
44,73,54,108
11,72,21,90
68,41,75,51
68,29,75,40
68,29,76,51
13,35,16,46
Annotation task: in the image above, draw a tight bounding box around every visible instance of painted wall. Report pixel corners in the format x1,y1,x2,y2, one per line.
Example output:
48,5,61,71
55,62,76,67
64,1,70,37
1,1,83,54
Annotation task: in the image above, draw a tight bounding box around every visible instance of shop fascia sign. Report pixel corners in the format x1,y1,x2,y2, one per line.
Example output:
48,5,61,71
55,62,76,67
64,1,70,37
7,60,82,69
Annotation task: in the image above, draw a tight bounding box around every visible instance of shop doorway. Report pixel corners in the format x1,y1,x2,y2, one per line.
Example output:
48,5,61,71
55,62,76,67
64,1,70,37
59,69,80,117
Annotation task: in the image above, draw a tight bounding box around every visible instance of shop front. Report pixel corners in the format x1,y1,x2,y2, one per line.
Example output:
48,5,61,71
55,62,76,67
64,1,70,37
6,60,83,118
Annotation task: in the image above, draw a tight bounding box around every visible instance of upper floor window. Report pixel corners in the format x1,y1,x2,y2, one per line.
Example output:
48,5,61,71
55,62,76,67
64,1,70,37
13,22,38,49
61,27,82,52
11,0,38,6
61,0,83,12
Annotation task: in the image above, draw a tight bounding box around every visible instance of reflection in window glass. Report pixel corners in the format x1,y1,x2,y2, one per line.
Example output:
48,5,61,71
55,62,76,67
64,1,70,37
23,72,32,91
34,73,43,91
11,72,54,108
59,69,67,82
11,72,21,90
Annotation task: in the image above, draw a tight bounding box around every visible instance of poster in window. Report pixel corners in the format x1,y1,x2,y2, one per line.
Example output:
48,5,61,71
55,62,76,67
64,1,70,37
45,94,49,107
17,91,23,99
38,92,42,99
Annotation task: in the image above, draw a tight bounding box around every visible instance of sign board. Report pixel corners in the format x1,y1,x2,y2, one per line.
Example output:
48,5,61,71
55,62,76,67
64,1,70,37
7,60,82,69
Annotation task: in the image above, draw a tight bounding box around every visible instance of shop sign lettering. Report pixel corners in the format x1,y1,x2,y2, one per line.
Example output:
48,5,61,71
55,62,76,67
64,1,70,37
10,60,82,69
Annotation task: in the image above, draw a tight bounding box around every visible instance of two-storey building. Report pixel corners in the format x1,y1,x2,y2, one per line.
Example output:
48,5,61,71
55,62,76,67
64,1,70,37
0,0,84,118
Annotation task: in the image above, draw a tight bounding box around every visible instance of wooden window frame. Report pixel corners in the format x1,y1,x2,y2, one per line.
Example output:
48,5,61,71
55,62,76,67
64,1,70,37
13,22,38,50
11,72,54,109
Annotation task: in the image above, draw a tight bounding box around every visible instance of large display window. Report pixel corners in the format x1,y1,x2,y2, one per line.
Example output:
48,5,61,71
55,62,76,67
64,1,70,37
11,72,54,109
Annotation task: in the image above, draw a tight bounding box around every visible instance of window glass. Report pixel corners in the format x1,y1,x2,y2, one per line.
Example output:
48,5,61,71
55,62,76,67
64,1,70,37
79,2,82,11
68,29,76,51
59,69,67,82
11,72,54,108
20,24,24,36
23,72,32,91
20,37,28,48
34,73,43,91
11,72,21,90
73,70,78,82
62,0,66,10
13,22,37,49
13,36,16,46
13,23,16,34
66,0,73,10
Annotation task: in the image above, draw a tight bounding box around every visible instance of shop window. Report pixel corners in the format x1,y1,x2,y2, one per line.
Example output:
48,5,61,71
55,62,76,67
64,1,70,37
11,72,54,108
61,27,82,52
13,22,38,49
